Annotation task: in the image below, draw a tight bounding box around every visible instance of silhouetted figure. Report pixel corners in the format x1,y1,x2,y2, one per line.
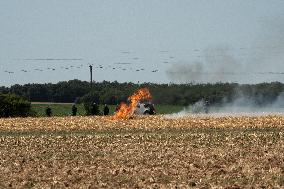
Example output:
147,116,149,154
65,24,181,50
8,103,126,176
45,106,52,117
2,106,9,117
91,102,100,115
204,100,209,114
103,104,109,115
72,104,77,116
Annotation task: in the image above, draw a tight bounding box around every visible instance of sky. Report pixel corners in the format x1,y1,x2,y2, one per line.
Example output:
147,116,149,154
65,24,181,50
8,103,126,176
1,0,284,86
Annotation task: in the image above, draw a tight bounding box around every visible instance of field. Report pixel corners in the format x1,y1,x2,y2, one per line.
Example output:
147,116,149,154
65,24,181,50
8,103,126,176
31,103,183,116
0,115,284,188
31,103,87,116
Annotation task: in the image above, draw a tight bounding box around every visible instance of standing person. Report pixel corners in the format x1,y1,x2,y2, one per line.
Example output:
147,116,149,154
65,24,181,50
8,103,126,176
204,99,209,114
103,104,109,115
91,102,100,115
72,104,77,116
45,106,52,117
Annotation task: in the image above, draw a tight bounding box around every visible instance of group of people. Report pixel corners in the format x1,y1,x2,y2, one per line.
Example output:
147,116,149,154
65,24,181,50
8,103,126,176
45,103,110,117
90,103,109,116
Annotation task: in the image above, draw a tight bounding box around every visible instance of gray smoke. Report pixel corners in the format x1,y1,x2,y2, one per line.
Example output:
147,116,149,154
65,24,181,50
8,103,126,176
166,16,284,84
164,16,284,118
167,47,245,83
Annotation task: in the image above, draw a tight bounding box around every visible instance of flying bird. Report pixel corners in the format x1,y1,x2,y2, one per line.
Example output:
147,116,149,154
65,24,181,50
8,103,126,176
121,51,131,54
114,62,132,65
5,70,14,74
34,68,43,71
23,58,83,61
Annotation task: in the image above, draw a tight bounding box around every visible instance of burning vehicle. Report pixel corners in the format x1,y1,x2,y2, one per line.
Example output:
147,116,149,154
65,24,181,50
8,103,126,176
134,101,156,115
114,88,154,119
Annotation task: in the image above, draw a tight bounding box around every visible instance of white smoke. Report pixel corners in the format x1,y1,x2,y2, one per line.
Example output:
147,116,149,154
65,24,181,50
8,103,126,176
164,99,208,119
165,91,284,119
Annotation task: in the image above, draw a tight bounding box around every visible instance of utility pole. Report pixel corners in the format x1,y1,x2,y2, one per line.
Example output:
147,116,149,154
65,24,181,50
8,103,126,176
89,65,93,84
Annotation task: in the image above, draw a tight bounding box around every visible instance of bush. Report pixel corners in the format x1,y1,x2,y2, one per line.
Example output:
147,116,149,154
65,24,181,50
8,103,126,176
79,91,101,115
0,93,34,117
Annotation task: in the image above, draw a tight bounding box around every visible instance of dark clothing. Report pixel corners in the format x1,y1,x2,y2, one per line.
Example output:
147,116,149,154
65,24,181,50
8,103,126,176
91,103,100,115
72,105,77,116
103,105,109,115
45,107,52,117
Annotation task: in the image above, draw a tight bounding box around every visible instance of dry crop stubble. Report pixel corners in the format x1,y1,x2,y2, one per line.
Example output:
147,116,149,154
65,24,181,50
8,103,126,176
0,115,284,131
0,115,284,188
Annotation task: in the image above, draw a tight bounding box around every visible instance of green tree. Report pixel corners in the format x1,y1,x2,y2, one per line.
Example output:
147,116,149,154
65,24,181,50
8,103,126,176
0,93,34,117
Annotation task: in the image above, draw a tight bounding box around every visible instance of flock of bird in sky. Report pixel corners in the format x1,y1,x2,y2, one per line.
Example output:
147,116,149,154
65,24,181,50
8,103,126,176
3,64,159,74
3,53,161,75
2,46,284,76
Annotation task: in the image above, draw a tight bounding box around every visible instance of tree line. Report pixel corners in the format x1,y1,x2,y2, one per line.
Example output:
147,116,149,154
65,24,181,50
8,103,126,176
0,80,283,106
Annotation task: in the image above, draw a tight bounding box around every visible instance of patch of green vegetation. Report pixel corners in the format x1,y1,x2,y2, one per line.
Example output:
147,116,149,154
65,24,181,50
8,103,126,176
32,104,86,117
155,105,183,114
31,104,183,117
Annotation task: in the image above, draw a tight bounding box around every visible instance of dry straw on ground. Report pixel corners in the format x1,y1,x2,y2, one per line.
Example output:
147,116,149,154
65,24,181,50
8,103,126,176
0,115,284,188
0,115,283,131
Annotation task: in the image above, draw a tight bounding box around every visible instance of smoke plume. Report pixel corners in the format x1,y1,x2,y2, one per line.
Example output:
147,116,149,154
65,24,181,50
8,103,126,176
165,91,284,119
167,47,245,83
166,16,284,84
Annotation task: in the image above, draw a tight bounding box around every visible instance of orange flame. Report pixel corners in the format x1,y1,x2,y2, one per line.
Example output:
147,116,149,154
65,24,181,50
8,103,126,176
114,88,152,119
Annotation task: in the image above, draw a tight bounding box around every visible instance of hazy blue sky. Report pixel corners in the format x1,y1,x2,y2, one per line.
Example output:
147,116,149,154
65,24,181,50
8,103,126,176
1,0,284,86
